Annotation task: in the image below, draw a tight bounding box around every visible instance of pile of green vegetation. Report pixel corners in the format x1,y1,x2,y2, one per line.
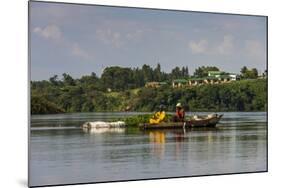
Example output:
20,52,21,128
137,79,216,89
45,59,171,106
118,114,151,127
118,114,173,127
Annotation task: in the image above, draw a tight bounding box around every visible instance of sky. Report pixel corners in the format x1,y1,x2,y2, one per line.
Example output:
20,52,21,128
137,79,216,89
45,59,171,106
30,1,267,81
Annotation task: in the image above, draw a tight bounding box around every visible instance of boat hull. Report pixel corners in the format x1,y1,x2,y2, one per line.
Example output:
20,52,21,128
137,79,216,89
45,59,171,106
139,114,223,130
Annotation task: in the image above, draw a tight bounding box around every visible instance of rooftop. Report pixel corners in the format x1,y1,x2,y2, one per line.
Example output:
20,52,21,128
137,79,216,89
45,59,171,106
173,79,188,83
208,71,223,74
188,75,232,81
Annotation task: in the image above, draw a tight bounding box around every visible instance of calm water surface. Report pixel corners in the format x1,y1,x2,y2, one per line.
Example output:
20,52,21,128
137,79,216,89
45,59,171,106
30,112,267,186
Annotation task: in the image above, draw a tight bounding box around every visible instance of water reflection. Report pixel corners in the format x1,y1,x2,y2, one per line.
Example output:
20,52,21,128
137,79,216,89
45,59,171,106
146,129,187,159
148,131,166,159
149,131,166,144
146,128,224,159
82,127,125,134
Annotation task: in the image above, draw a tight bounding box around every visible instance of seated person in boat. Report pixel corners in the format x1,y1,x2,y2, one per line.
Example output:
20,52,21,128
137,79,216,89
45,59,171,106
172,103,185,122
149,105,166,124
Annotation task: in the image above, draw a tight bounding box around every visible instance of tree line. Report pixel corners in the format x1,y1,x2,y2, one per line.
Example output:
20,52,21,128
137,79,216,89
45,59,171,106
31,64,267,114
37,64,190,92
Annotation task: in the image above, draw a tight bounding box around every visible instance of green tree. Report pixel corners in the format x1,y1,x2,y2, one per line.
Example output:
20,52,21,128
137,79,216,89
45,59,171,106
31,95,64,114
49,75,59,86
241,66,248,75
142,64,154,82
62,73,75,86
154,63,162,81
101,66,134,91
240,66,258,79
171,66,182,79
252,68,258,78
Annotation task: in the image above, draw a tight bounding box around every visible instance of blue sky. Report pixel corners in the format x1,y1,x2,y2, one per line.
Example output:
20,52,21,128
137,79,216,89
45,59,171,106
30,2,267,81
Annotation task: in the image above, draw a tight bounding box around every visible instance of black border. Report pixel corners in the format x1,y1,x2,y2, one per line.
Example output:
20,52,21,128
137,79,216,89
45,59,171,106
28,0,268,187
30,171,267,188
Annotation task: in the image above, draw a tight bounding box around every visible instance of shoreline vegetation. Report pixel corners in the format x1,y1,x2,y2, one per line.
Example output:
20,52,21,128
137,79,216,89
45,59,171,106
31,64,267,115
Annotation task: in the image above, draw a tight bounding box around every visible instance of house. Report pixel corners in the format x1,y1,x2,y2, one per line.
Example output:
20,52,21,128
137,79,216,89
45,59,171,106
159,82,168,87
188,78,205,86
172,79,188,88
169,70,239,88
188,75,232,86
228,73,239,81
218,75,232,83
208,71,224,77
208,71,239,81
203,76,219,84
145,81,167,88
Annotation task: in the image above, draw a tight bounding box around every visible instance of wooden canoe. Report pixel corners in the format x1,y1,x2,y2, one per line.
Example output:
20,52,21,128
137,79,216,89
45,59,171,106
139,114,223,130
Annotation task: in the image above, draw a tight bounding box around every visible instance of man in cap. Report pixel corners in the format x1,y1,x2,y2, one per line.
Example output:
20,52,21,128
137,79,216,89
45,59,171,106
172,103,185,122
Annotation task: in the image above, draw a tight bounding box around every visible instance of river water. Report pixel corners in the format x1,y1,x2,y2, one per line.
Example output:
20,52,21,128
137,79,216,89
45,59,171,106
29,112,267,187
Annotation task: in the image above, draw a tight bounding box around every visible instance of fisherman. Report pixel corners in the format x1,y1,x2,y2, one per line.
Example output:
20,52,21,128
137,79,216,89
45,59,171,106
172,103,185,122
149,104,166,124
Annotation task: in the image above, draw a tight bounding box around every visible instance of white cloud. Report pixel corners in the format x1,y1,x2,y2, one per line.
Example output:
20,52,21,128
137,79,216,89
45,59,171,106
33,25,62,41
71,43,91,59
95,25,144,48
33,24,92,60
188,35,235,55
245,40,264,58
126,29,143,41
222,22,242,31
189,39,208,54
96,28,123,48
216,35,234,55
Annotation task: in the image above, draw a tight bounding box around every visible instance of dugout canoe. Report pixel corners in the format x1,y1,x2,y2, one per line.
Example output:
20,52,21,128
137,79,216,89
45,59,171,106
139,114,223,130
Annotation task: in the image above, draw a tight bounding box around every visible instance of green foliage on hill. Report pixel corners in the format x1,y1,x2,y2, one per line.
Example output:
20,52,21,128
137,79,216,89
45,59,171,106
240,66,259,79
132,79,267,112
31,95,64,114
31,76,267,114
31,65,267,114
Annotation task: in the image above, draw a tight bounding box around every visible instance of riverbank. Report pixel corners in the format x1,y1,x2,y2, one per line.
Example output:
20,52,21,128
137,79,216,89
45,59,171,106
31,79,267,114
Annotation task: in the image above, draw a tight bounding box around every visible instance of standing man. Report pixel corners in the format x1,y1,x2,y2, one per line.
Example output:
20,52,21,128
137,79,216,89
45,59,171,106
172,103,185,122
